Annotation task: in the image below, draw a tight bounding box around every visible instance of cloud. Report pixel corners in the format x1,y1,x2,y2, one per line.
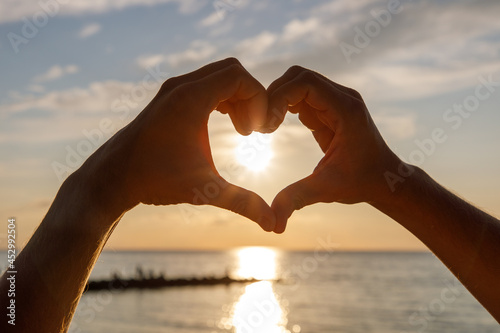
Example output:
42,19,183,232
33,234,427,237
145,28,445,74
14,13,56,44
1,79,159,118
237,31,277,56
78,23,101,38
339,58,500,102
176,0,208,14
32,65,79,83
0,0,207,24
198,0,256,37
225,0,500,101
282,17,320,42
0,109,113,145
167,40,216,68
373,111,417,140
136,54,166,69
0,76,167,147
201,0,250,23
200,11,222,27
27,84,45,93
232,31,279,70
311,0,379,18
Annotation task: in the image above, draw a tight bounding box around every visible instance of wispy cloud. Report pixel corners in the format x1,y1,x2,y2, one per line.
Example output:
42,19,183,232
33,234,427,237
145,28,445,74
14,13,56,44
373,110,417,140
1,80,148,116
78,23,101,38
282,18,320,42
0,0,207,24
237,31,277,55
167,40,216,68
228,0,500,100
233,31,278,69
136,54,166,69
27,84,45,93
32,65,79,83
200,11,222,27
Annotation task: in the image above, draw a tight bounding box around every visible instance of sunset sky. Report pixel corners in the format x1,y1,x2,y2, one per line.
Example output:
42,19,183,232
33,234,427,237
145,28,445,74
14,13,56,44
1,0,499,251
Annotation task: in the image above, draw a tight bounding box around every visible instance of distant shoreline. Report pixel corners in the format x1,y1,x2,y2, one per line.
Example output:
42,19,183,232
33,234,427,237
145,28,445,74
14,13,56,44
0,249,431,254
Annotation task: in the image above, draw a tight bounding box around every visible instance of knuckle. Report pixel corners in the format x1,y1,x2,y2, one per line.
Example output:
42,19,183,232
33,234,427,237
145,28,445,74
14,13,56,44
346,87,363,101
292,194,307,211
222,57,242,66
347,94,366,111
168,82,196,104
297,70,318,84
159,76,181,95
287,65,306,75
229,196,250,216
282,185,307,211
226,62,247,78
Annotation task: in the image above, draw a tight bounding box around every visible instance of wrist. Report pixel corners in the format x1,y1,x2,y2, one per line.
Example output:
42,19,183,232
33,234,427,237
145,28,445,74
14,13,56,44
368,160,428,220
368,152,424,210
72,136,140,220
57,165,128,233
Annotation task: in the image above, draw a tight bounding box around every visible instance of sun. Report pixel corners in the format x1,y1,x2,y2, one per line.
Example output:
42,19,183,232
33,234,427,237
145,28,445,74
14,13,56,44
235,132,274,172
234,246,278,280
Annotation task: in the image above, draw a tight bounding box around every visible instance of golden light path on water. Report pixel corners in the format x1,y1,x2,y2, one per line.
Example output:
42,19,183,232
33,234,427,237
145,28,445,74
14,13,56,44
236,247,277,281
219,247,301,333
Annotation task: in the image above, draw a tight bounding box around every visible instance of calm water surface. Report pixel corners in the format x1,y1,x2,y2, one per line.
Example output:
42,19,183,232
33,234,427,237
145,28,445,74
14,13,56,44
66,250,499,333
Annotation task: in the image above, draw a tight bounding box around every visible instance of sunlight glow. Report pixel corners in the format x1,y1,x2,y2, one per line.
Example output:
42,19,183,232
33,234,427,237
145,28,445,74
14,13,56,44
226,247,289,333
235,132,274,172
235,247,277,280
232,281,288,333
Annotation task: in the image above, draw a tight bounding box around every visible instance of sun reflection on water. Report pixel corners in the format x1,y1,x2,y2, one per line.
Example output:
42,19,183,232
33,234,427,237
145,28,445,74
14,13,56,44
234,247,278,281
222,247,294,333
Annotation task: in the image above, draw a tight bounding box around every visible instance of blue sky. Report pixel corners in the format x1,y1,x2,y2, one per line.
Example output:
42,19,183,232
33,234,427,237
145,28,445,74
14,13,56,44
1,0,500,250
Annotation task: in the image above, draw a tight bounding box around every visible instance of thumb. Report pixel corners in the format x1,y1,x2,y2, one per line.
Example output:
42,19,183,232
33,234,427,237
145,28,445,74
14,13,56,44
208,179,276,232
271,174,326,234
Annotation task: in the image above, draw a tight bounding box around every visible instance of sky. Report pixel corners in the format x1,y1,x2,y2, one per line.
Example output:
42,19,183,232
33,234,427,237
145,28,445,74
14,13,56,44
1,0,499,251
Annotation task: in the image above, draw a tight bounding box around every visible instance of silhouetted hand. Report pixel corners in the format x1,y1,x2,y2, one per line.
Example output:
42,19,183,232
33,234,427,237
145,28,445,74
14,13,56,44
267,66,401,233
79,58,276,231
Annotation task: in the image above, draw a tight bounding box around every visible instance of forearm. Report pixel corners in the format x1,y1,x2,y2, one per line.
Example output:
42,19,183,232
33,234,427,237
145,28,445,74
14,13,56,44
0,170,123,332
372,165,500,322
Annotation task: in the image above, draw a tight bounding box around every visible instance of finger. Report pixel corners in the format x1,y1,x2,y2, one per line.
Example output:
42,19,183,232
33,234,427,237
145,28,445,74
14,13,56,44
268,65,362,102
261,104,288,133
208,180,277,232
271,174,328,234
298,108,334,153
264,66,307,131
159,57,243,94
195,63,268,133
218,100,255,136
268,71,362,136
269,70,340,113
266,67,365,132
265,66,334,131
311,128,335,153
267,65,308,96
296,102,328,129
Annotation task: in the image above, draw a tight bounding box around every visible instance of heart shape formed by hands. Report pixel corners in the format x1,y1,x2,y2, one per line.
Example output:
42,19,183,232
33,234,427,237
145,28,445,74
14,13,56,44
256,65,397,234
100,58,399,235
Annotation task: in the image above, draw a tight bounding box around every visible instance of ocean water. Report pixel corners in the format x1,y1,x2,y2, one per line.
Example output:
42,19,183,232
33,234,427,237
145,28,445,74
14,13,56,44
66,250,499,333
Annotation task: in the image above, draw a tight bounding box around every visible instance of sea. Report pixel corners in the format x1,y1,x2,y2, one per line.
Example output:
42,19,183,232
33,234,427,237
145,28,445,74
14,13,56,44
58,250,499,332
